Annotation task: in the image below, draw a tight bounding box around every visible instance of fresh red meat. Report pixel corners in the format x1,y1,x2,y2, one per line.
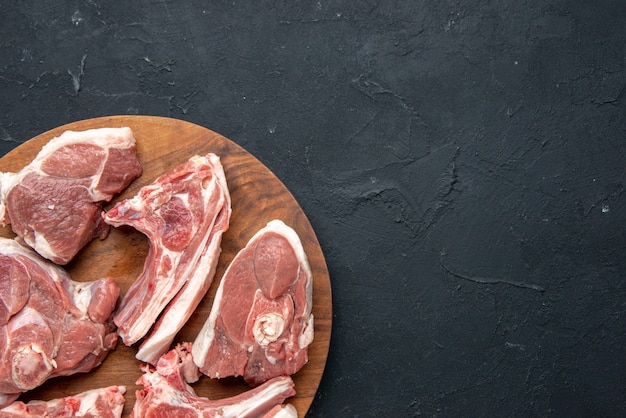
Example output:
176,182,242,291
104,153,230,364
0,238,119,407
0,385,126,418
192,220,314,387
0,127,142,264
131,343,296,418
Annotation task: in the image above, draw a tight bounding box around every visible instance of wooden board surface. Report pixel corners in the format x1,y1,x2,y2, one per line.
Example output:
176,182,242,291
0,115,332,417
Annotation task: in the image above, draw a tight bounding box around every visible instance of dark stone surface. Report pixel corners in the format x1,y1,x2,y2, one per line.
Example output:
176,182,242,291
1,1,625,416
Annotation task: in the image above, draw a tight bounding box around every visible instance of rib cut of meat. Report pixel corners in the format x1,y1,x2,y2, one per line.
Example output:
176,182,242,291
104,153,231,364
131,343,296,418
0,238,119,407
0,127,142,264
193,219,314,387
0,385,125,418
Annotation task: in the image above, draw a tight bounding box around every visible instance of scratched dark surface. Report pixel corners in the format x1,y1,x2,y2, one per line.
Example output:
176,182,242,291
1,1,625,416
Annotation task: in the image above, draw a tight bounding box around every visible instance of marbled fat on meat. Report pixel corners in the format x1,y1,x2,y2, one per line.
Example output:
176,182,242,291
193,219,314,387
0,127,142,265
104,153,231,364
0,385,126,418
0,238,119,408
131,343,296,418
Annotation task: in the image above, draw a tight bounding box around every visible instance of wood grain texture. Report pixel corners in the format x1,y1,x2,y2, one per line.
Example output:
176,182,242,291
0,115,332,417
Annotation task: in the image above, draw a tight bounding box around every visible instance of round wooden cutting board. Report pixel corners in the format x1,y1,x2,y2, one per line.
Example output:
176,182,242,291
0,116,332,417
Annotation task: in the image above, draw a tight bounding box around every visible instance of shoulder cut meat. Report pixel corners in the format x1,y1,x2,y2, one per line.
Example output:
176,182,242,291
104,153,231,364
0,238,119,407
0,127,142,264
193,219,314,387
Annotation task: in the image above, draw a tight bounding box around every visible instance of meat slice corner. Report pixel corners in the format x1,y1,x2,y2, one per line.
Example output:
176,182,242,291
192,219,314,387
0,385,126,418
104,153,231,364
131,343,296,418
0,127,142,264
0,238,119,407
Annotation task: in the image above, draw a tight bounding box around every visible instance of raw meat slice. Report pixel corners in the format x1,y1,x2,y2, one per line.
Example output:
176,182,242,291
0,385,126,418
193,219,314,387
131,343,296,418
0,238,119,407
104,153,231,363
0,127,142,264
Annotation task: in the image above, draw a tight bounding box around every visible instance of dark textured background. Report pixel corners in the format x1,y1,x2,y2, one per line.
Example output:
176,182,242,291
1,1,625,416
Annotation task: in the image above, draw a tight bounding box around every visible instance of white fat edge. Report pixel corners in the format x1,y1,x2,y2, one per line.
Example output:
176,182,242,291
137,228,224,364
206,153,232,210
29,231,58,265
192,280,223,367
192,249,230,367
0,172,21,225
271,404,299,418
0,235,35,257
220,378,294,418
299,314,315,348
34,128,136,159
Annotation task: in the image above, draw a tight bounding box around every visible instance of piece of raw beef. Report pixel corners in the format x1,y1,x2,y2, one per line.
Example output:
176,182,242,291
131,343,296,418
0,127,142,265
0,385,126,418
193,219,314,387
0,238,119,407
104,153,231,364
